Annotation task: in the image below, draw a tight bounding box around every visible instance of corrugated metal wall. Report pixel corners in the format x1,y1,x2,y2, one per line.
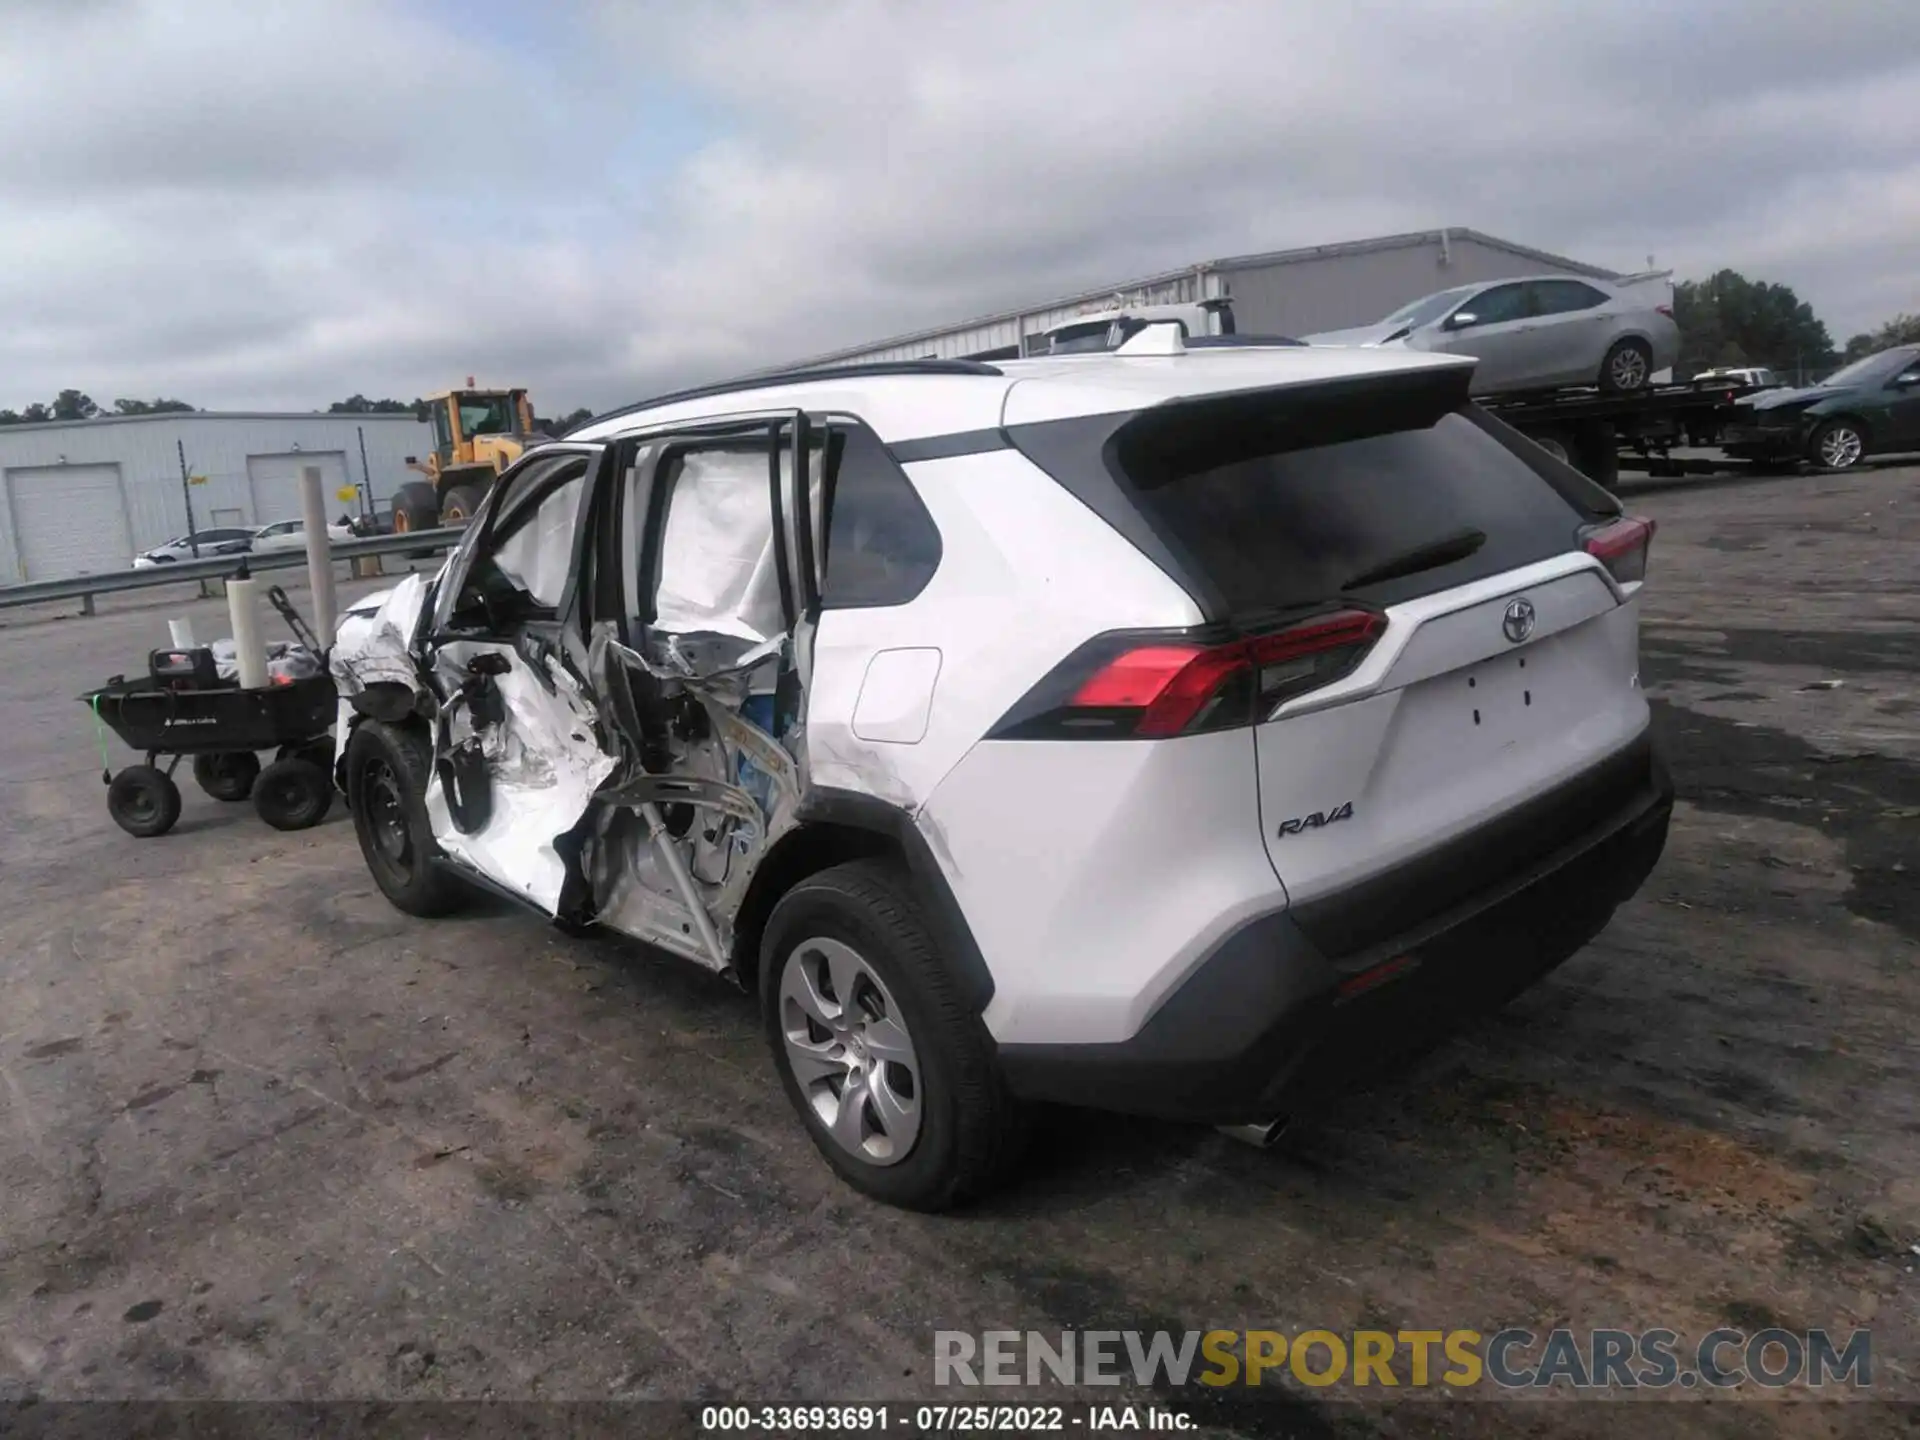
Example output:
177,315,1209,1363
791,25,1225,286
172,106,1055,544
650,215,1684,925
1221,234,1600,336
780,231,1615,370
0,413,430,583
777,267,1221,367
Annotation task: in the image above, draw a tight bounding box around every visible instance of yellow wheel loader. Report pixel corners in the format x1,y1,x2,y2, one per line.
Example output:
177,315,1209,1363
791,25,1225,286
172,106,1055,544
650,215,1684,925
391,383,541,532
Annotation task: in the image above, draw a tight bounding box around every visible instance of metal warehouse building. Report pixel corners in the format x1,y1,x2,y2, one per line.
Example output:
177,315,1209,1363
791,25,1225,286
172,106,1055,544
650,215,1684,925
782,227,1618,367
0,412,430,584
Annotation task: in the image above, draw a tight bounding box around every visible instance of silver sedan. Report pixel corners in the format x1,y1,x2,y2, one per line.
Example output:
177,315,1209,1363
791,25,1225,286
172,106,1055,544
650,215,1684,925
1302,272,1681,396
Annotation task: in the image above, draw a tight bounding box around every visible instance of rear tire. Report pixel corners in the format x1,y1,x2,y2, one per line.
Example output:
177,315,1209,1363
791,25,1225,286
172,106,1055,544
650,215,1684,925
390,481,441,534
439,483,488,527
193,750,260,802
1809,419,1867,472
252,757,333,831
1599,337,1653,393
108,766,182,838
345,721,466,917
760,859,1027,1210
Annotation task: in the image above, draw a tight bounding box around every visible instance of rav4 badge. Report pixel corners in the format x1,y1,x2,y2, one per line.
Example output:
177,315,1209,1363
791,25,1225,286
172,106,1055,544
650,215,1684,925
1276,801,1354,838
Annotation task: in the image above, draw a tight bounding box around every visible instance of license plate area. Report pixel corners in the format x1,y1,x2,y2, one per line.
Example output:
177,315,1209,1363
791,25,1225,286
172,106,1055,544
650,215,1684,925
1461,650,1542,746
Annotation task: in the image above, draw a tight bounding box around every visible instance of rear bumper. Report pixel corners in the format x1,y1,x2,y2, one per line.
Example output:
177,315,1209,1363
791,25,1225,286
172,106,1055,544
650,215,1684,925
996,735,1673,1124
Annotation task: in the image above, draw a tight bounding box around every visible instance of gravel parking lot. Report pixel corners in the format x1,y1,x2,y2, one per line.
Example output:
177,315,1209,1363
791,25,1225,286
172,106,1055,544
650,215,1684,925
1,466,1915,1436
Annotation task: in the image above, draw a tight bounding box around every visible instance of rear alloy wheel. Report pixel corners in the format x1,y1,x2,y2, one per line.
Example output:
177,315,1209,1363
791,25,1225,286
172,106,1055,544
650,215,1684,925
760,859,1027,1210
1810,419,1867,472
778,938,925,1167
192,750,260,802
1599,337,1653,393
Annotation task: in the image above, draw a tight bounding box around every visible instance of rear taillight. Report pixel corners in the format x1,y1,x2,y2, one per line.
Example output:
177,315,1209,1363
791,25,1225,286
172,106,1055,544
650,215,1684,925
1582,515,1655,586
1656,304,1674,319
992,609,1384,741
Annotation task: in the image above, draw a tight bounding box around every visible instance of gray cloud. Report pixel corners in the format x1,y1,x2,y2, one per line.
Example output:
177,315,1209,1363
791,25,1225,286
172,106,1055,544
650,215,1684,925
1,0,1916,413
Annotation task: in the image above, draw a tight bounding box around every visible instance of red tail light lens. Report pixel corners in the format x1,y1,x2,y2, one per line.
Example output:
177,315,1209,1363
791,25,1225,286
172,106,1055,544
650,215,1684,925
995,609,1384,740
1655,304,1674,319
1583,515,1655,585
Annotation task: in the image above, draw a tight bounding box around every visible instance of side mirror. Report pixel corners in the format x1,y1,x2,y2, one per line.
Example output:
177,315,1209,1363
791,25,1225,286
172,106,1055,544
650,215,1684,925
1446,311,1478,331
1894,372,1920,388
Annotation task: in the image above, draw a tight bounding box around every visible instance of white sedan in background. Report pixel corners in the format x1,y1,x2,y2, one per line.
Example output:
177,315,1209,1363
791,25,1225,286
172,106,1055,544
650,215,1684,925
249,517,353,554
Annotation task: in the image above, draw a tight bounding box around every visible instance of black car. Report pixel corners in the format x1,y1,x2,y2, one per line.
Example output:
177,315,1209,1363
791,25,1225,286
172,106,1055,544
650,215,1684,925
1721,344,1920,471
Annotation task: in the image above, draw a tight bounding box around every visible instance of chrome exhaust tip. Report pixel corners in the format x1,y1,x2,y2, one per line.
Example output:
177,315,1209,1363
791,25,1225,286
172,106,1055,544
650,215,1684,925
1217,1118,1289,1149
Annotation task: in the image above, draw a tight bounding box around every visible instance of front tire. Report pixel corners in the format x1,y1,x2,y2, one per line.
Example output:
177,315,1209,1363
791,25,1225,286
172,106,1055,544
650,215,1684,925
345,721,466,917
759,859,1026,1210
1599,337,1653,393
108,766,181,838
390,481,441,534
1810,419,1867,472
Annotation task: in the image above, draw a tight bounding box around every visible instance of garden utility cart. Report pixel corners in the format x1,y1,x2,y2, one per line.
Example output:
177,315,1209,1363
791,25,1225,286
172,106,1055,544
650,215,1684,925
81,588,337,839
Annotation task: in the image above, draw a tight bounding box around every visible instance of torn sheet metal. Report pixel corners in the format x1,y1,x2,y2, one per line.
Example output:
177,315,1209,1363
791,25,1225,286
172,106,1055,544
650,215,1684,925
423,642,615,913
581,623,808,973
330,574,430,698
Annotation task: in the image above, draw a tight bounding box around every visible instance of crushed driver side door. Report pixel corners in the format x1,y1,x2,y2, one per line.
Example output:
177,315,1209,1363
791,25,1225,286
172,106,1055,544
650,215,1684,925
417,443,616,912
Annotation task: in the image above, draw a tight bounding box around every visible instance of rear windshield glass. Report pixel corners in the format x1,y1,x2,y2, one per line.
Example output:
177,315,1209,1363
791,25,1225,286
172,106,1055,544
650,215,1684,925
1013,380,1611,619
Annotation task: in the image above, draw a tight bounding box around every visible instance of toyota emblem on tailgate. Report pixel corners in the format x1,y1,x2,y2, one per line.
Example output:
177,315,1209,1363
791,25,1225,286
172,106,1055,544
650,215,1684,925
1502,598,1536,644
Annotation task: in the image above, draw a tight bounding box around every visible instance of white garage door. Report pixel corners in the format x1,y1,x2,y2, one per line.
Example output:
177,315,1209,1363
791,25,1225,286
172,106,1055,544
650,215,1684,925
7,464,134,581
247,452,350,526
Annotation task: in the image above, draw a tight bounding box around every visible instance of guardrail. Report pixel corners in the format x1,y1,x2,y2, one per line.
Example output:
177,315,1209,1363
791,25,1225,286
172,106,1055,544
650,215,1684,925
0,529,463,613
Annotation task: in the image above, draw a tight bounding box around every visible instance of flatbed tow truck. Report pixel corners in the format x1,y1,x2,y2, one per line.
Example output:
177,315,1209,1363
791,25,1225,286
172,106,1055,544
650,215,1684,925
1480,378,1757,487
1025,297,1757,487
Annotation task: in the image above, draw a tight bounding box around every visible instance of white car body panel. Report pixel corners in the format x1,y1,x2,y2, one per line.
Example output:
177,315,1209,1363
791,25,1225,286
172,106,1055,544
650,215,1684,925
802,447,1204,808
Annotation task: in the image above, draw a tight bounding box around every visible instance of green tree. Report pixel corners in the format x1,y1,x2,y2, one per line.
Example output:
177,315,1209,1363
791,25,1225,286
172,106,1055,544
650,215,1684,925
0,409,20,425
21,402,51,423
1674,270,1835,382
113,397,196,415
1840,313,1920,362
51,388,99,421
328,395,420,415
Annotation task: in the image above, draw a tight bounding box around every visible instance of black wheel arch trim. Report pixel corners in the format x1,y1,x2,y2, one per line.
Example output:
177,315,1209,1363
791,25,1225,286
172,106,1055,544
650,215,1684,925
779,786,996,1013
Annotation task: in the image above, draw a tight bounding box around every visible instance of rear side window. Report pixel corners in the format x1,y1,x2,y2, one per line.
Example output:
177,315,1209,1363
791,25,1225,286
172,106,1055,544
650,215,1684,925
822,424,941,609
1012,375,1612,619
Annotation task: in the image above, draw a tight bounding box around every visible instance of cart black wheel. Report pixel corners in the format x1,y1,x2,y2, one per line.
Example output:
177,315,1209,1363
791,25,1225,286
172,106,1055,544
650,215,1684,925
346,721,466,917
277,737,335,771
108,766,182,838
253,757,334,831
193,750,260,802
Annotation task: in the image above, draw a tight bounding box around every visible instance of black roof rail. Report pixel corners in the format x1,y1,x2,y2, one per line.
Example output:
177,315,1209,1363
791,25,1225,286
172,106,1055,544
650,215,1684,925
567,358,1004,435
1185,334,1306,348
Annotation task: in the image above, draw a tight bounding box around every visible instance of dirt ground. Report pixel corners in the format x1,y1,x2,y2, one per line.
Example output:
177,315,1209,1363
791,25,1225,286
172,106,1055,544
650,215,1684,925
0,467,1915,1438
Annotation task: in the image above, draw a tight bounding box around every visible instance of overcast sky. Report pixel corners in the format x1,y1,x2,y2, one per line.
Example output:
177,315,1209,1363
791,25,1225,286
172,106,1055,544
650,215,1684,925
2,0,1915,413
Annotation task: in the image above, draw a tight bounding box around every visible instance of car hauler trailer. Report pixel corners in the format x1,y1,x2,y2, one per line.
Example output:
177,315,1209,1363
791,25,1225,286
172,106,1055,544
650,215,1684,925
1480,380,1757,487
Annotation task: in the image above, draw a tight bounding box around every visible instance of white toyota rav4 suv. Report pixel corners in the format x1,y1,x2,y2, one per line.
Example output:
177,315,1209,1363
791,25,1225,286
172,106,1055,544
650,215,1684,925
331,326,1671,1209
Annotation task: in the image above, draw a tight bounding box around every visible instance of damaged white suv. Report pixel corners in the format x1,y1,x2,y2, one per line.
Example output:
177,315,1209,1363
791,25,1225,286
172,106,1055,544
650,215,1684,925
332,327,1671,1209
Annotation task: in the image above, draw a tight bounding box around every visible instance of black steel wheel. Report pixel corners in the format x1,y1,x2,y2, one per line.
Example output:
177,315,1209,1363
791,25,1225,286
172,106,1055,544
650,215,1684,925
345,721,466,916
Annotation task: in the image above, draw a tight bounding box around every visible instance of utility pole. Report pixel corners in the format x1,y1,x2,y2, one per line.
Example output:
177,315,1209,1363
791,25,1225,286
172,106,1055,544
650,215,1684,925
177,439,200,557
356,425,374,522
